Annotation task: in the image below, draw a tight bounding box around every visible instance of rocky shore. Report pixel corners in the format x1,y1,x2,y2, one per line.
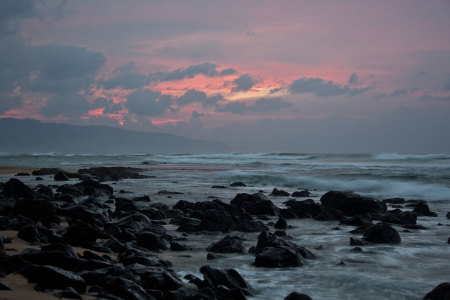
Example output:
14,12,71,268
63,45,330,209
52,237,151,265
0,166,449,299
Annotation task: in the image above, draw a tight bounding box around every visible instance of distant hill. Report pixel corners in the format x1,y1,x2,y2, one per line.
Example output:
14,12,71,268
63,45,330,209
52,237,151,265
0,118,231,154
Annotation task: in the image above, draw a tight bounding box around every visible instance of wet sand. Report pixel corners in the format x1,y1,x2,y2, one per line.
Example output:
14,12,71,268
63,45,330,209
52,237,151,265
0,229,114,300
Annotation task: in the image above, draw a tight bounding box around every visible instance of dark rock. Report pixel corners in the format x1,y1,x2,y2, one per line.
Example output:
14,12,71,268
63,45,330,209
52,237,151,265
37,185,54,197
207,253,225,260
170,217,201,226
164,284,199,300
255,231,315,259
383,198,406,204
56,205,98,220
340,215,372,226
272,188,290,196
23,265,86,293
78,166,149,181
381,211,417,225
62,287,82,299
138,232,170,252
230,182,246,187
230,193,267,209
351,247,363,252
74,179,114,195
62,219,106,247
363,224,401,244
350,237,367,246
17,224,40,245
274,230,286,237
284,199,321,218
291,190,311,197
233,220,269,232
1,178,36,199
206,235,247,253
320,191,387,217
199,212,234,232
54,172,70,181
13,198,59,227
171,242,193,251
423,282,450,300
199,265,256,296
274,217,288,229
212,186,227,189
157,190,183,195
126,263,181,291
15,172,30,176
245,200,280,216
284,292,313,300
413,202,438,217
279,208,300,219
255,246,305,267
104,213,153,235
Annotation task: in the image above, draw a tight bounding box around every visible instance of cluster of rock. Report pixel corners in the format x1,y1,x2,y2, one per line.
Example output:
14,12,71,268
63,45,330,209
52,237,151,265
0,172,445,299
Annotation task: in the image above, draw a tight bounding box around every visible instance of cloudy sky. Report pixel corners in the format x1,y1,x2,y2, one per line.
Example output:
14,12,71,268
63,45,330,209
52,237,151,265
1,0,450,152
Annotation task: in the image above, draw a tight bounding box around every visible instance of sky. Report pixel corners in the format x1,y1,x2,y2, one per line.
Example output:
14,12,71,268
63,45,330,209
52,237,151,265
1,0,450,153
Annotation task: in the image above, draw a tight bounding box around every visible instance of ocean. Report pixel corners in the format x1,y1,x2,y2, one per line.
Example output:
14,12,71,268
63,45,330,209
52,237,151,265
1,152,449,299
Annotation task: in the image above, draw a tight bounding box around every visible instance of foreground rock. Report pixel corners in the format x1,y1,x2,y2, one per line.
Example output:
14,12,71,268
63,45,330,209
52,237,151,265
1,178,36,199
320,191,387,216
206,235,247,253
363,223,401,244
22,265,86,293
255,246,306,267
284,292,313,300
423,282,450,300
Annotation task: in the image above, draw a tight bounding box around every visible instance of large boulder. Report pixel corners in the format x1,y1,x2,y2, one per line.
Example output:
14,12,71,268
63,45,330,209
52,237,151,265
199,212,234,232
206,235,247,253
22,265,86,293
138,232,170,252
320,191,387,217
233,220,269,232
413,202,438,217
245,200,280,216
381,211,417,225
363,223,401,244
12,198,59,226
62,220,106,247
255,246,305,268
54,171,70,181
255,231,315,259
423,282,450,300
199,265,256,296
104,213,153,235
1,178,36,199
230,193,268,209
284,199,322,218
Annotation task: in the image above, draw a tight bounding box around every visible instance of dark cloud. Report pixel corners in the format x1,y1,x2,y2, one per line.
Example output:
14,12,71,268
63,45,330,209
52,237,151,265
102,62,237,90
125,89,173,116
192,110,207,118
246,29,256,37
219,68,238,77
443,79,450,91
269,87,284,94
176,89,224,107
0,39,106,117
0,0,39,37
419,94,450,102
348,73,359,85
0,95,21,114
41,94,92,118
251,97,294,112
289,77,372,97
414,70,427,77
161,62,220,81
216,101,248,114
231,74,259,92
390,88,409,97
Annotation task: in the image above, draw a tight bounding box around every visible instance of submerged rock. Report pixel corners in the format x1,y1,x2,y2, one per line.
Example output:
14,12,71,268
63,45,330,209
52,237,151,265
363,223,401,244
284,292,313,300
413,202,438,217
423,282,450,300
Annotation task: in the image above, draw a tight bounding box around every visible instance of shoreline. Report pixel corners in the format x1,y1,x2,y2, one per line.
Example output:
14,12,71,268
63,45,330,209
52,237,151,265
0,166,79,175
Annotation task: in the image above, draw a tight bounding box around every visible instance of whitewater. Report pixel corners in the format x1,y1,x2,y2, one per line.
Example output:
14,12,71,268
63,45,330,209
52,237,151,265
1,152,450,299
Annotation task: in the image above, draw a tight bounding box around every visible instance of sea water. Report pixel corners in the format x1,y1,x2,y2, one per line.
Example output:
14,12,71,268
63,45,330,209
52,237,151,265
1,152,449,299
